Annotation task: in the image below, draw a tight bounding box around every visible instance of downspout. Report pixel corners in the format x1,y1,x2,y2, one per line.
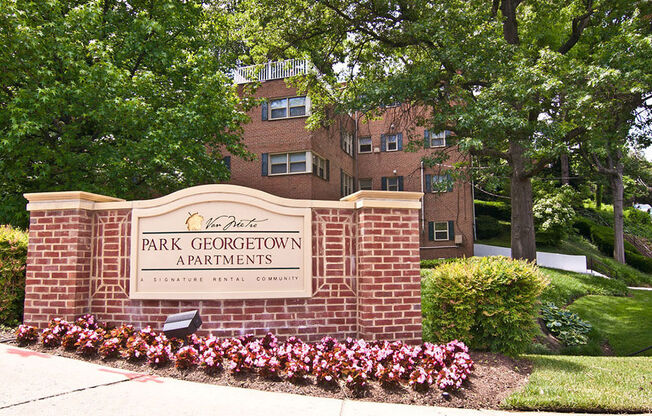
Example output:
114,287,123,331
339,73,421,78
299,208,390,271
471,157,477,241
420,160,425,232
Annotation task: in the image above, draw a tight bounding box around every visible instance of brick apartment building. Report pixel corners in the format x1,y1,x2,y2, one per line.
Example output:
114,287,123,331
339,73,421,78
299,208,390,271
227,60,474,259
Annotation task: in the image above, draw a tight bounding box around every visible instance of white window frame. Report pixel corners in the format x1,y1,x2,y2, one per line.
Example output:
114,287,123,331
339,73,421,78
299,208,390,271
312,153,328,180
342,131,353,156
386,134,399,152
358,136,372,153
429,131,447,148
358,178,372,190
386,177,399,191
342,171,354,196
431,174,451,192
433,221,449,241
269,96,310,120
269,151,310,176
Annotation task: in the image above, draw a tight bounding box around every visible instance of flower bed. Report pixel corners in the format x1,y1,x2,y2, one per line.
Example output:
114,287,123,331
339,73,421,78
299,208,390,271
16,315,473,395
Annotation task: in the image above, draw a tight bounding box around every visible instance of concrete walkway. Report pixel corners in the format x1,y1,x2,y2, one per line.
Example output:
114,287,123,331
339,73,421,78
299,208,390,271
0,343,646,416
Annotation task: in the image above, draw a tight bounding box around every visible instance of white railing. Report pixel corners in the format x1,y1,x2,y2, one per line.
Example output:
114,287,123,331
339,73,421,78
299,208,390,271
233,59,313,84
473,244,589,274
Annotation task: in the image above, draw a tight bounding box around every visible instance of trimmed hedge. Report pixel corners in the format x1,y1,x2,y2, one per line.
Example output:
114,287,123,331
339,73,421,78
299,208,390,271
0,225,28,326
421,256,549,356
474,200,511,222
420,258,461,269
476,215,504,240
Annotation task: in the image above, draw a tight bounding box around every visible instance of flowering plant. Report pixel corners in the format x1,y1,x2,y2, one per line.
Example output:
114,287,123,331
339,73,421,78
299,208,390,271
15,324,38,345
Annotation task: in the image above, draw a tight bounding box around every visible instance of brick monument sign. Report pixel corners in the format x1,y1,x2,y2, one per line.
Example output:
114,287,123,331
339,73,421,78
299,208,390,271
23,185,423,343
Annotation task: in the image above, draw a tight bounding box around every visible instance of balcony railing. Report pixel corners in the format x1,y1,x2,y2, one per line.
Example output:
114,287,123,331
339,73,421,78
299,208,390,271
233,59,313,84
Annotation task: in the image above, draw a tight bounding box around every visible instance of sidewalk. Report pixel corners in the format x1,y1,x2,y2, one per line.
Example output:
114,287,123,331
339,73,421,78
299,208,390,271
0,343,645,416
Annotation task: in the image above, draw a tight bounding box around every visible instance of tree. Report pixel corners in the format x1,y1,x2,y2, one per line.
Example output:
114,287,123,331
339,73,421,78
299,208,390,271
234,0,651,260
0,0,252,228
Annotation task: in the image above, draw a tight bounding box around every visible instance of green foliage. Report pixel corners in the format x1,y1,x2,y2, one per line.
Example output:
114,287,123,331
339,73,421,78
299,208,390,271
539,268,628,306
474,201,511,222
572,218,593,239
0,225,28,326
541,303,592,346
624,252,652,274
475,215,505,240
533,185,577,245
0,0,253,228
421,256,549,356
590,257,652,287
419,258,461,269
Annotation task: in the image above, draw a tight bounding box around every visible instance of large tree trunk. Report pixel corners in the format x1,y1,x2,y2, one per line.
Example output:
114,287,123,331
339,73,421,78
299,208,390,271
610,170,626,264
560,154,570,185
510,142,537,261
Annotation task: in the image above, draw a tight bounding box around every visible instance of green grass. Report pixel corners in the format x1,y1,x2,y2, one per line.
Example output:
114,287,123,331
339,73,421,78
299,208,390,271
568,290,652,357
539,267,629,306
503,355,652,412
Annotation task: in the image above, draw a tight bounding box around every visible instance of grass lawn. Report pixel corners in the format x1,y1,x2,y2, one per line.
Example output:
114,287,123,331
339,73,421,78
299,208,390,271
539,267,629,306
503,355,652,412
568,290,652,357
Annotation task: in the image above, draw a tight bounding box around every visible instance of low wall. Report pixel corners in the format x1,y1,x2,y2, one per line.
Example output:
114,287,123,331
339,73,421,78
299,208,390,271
473,244,588,274
24,185,423,343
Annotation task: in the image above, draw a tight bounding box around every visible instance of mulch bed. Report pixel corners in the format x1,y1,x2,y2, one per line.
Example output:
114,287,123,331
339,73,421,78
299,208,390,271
0,328,531,410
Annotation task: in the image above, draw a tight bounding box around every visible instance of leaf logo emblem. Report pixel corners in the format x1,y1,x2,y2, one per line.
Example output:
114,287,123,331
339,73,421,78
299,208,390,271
185,212,204,231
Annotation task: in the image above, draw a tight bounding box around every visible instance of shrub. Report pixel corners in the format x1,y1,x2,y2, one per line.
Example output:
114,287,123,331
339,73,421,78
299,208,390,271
15,324,38,345
476,215,503,240
474,200,511,221
0,226,28,326
625,207,651,226
541,303,592,346
572,218,593,239
626,252,652,274
420,258,461,269
421,256,549,355
533,185,577,245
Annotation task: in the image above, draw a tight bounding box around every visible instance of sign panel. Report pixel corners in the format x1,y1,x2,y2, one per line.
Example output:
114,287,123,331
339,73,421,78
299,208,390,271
130,192,312,299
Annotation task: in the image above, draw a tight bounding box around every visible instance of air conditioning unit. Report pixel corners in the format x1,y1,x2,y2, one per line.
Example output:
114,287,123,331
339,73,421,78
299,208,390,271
454,234,463,245
373,147,380,153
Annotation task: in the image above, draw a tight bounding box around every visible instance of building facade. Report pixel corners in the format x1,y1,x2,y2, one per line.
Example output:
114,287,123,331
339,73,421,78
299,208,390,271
228,60,474,259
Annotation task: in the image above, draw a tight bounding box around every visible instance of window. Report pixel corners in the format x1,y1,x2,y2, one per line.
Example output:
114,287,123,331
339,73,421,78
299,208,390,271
358,136,372,153
358,178,372,190
386,177,399,191
270,152,307,175
428,173,453,192
341,171,354,197
313,153,328,180
432,222,449,241
341,131,353,156
269,96,308,119
386,134,398,151
429,131,447,147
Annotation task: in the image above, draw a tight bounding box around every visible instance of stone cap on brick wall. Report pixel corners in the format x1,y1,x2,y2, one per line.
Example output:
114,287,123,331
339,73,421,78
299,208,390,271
24,185,422,212
340,190,423,209
24,191,125,211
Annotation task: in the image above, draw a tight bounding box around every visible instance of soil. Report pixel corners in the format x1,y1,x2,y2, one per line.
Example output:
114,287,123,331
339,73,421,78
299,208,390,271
0,331,531,410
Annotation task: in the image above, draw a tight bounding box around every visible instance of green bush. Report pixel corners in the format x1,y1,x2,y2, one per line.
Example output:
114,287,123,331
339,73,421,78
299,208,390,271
590,257,652,287
625,252,652,274
474,200,511,222
420,258,461,269
572,218,593,239
541,302,592,346
625,207,651,226
421,256,549,355
0,225,28,326
476,215,504,240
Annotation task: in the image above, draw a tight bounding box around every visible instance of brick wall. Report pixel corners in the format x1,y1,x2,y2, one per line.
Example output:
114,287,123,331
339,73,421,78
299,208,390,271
23,189,423,343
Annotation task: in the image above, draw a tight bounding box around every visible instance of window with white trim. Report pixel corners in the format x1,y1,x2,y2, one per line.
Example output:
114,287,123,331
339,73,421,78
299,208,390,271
341,171,354,196
358,136,372,153
269,96,308,119
433,222,449,241
342,131,353,156
358,178,372,190
429,131,447,147
386,134,399,151
312,153,328,180
270,152,307,175
386,177,399,191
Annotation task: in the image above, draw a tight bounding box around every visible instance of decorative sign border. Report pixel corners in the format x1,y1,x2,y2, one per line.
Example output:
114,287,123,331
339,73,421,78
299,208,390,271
129,190,312,300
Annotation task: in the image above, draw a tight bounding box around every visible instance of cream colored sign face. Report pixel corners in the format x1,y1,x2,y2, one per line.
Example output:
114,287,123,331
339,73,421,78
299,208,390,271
130,192,312,299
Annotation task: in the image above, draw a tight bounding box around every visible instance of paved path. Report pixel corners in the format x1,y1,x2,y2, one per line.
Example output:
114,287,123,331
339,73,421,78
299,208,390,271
0,344,647,416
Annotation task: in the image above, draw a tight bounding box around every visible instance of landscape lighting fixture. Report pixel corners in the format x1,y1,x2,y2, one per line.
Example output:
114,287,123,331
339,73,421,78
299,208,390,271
162,310,203,338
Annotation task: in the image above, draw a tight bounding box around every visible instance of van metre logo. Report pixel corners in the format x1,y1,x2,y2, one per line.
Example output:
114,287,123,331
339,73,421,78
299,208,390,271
185,212,204,231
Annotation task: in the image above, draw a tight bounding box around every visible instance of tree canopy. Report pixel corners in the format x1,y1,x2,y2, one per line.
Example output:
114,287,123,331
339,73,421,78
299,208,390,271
0,0,252,227
233,0,652,260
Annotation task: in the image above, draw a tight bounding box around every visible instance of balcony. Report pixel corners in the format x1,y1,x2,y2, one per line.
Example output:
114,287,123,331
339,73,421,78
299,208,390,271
233,59,313,84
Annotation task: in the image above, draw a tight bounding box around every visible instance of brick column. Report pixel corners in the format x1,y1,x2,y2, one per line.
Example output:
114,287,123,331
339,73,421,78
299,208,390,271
343,192,423,343
23,192,124,328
